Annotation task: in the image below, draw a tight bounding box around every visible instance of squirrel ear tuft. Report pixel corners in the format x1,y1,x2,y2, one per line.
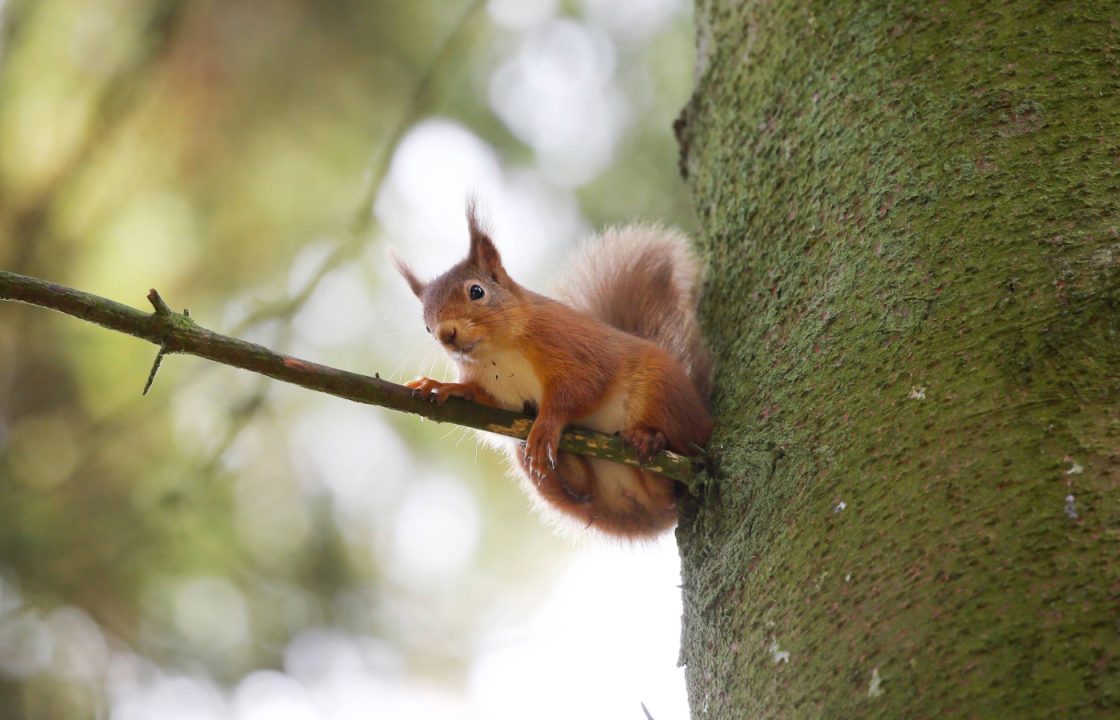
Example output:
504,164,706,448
389,249,425,298
466,199,506,279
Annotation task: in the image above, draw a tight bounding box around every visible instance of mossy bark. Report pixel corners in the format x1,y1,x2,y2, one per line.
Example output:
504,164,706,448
676,2,1119,717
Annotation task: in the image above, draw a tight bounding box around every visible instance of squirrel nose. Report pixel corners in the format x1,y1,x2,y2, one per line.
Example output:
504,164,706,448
438,325,458,346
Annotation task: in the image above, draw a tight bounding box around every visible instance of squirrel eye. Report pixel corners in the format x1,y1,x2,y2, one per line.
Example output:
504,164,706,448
469,284,485,300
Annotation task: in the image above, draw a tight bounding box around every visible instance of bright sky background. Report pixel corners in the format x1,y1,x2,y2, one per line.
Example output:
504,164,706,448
102,538,688,720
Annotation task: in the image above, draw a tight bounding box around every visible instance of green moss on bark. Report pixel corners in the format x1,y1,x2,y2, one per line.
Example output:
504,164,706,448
678,2,1120,717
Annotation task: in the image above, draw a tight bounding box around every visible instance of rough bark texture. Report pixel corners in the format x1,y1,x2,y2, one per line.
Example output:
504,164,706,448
676,2,1119,717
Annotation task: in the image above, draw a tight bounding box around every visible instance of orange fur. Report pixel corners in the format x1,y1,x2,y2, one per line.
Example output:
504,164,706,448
398,204,713,538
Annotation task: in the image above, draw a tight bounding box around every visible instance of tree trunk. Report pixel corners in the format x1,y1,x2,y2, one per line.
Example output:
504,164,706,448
675,2,1119,717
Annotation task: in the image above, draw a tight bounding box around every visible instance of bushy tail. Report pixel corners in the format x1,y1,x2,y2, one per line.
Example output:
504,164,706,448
555,224,712,398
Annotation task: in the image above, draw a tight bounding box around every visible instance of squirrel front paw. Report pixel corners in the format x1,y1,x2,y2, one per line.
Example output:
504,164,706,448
517,437,591,504
405,377,474,404
524,425,559,481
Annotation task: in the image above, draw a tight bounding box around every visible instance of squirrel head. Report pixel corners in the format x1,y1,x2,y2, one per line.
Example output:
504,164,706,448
394,202,522,358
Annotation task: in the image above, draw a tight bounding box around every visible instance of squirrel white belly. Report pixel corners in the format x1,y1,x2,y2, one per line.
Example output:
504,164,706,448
395,203,713,538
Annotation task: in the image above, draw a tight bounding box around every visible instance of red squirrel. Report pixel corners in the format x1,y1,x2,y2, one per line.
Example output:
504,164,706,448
394,203,713,538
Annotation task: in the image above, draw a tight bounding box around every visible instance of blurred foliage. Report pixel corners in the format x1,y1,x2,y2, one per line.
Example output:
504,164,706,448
0,0,695,716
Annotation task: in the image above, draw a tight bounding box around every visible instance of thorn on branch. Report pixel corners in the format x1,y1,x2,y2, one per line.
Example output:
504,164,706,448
143,348,167,396
143,289,177,395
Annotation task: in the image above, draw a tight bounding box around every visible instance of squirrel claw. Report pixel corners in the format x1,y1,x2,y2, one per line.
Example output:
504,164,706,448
523,444,557,486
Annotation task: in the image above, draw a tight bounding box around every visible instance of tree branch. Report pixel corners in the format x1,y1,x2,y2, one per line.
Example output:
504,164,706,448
0,270,704,485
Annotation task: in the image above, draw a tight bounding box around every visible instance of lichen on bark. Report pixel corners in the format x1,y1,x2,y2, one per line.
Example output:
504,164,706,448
677,2,1120,717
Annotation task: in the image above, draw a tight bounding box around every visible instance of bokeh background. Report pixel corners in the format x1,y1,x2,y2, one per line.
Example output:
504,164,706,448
0,0,697,717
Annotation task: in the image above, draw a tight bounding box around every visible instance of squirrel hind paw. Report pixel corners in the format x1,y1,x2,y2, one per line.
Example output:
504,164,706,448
620,427,668,464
